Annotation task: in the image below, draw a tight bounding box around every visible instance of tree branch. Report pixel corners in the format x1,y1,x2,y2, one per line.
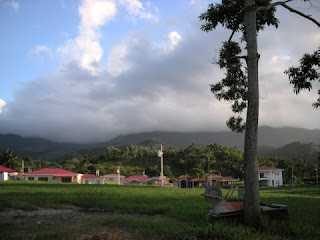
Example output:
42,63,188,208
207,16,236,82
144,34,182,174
228,29,236,42
256,0,292,11
228,55,248,62
281,3,320,27
257,0,320,28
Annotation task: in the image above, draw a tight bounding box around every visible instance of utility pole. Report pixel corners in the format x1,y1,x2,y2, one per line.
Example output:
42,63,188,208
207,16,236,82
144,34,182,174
158,144,164,187
21,160,24,173
117,166,120,185
291,168,294,186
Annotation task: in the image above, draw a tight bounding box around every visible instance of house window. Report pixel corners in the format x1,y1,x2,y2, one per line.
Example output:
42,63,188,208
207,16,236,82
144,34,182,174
62,177,71,182
260,173,265,178
38,177,48,181
28,177,34,181
109,178,113,181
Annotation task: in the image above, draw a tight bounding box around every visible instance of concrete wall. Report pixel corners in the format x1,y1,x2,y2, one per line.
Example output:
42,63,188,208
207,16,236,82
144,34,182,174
259,170,283,187
0,172,8,181
83,179,104,184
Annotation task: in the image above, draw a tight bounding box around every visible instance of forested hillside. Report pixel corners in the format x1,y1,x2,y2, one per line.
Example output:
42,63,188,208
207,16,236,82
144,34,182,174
258,142,320,164
1,126,319,162
106,126,320,148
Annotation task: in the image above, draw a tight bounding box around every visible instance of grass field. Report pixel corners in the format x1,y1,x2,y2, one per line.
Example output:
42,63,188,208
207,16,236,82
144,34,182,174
0,182,319,239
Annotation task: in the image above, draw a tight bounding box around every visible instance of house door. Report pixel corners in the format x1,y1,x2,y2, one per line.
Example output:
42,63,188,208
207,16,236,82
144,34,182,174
272,180,274,186
181,180,187,188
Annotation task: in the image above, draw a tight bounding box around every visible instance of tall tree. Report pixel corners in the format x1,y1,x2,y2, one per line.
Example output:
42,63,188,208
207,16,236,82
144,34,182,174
0,149,21,170
285,46,320,108
200,0,319,226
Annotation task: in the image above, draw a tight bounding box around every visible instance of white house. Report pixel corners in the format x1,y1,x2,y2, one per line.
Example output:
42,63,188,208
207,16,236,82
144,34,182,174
258,166,283,187
0,165,18,181
24,168,82,183
102,174,126,183
81,174,104,184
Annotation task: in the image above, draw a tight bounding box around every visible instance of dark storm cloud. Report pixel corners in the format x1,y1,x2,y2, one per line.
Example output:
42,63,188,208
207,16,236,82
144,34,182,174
0,1,319,143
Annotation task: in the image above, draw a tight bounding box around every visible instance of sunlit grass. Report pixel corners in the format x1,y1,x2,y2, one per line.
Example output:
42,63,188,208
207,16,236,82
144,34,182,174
0,181,319,239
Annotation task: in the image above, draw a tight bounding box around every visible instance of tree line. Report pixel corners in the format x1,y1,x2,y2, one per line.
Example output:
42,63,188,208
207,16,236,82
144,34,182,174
1,143,319,184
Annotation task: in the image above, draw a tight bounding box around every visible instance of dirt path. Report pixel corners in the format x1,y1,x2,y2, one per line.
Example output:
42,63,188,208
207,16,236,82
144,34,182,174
0,206,139,240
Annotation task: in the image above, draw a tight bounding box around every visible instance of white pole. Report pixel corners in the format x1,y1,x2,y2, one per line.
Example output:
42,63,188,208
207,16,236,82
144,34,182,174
117,166,120,185
160,144,164,187
21,160,24,173
316,169,318,185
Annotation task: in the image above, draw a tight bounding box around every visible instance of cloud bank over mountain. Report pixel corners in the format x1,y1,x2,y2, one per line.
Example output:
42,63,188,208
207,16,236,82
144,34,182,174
0,0,319,143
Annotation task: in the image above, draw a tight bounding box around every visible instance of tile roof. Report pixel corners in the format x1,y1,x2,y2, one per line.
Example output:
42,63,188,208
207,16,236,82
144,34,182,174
207,174,222,179
0,165,17,173
190,178,208,182
146,177,161,181
178,174,192,179
121,175,149,182
258,166,283,171
219,177,239,182
24,168,77,177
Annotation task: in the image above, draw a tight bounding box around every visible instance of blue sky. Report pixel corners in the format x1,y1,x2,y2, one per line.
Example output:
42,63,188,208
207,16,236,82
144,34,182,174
0,0,319,143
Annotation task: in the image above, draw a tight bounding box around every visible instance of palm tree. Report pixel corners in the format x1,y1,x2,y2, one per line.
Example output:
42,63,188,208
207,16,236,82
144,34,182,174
0,149,21,170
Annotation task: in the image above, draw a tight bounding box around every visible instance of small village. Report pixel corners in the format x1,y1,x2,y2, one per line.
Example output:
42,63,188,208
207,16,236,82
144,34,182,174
1,164,284,188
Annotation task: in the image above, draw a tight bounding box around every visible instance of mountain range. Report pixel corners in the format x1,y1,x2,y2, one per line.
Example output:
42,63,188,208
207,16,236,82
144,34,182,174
108,126,320,148
0,126,319,162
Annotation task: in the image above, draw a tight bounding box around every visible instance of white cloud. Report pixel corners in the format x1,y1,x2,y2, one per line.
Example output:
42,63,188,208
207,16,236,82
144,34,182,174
106,31,182,76
28,45,53,65
58,0,116,74
0,99,6,113
58,0,159,75
8,1,19,12
271,55,291,64
166,31,182,52
119,0,158,21
106,42,130,76
154,31,183,54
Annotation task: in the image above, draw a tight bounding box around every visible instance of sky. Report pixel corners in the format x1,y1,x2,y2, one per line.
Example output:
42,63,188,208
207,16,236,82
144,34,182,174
0,0,319,143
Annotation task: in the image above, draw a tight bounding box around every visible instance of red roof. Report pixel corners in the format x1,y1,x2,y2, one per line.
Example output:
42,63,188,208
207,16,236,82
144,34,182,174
24,168,77,177
207,174,222,179
219,177,239,182
258,166,283,171
0,165,17,173
178,175,192,179
121,175,149,182
190,178,208,182
82,174,102,179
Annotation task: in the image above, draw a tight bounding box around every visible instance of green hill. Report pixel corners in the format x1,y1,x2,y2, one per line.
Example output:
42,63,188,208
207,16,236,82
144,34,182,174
1,126,320,162
258,141,320,164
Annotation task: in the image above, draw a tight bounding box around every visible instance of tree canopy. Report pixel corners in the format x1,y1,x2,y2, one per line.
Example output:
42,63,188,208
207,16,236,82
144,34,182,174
285,46,320,108
199,0,319,226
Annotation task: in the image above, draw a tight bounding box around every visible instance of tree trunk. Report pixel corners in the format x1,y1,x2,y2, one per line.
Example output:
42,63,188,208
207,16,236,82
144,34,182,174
243,0,261,227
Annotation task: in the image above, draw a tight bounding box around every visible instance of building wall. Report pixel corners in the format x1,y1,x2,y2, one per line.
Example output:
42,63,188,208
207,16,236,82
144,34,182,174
25,175,54,181
259,170,283,187
103,175,125,182
24,175,80,183
0,172,8,181
82,179,104,184
0,172,18,181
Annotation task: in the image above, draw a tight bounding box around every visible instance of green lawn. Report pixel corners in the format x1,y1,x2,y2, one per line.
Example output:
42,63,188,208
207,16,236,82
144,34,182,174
0,181,319,239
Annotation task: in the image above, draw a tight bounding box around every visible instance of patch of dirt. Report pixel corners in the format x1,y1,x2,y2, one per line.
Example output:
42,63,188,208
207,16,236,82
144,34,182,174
0,206,139,240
